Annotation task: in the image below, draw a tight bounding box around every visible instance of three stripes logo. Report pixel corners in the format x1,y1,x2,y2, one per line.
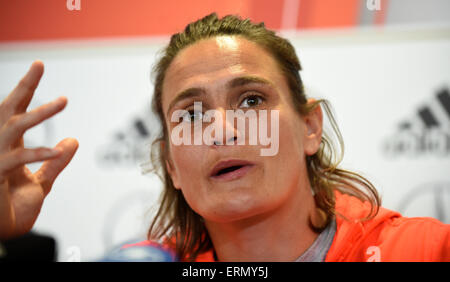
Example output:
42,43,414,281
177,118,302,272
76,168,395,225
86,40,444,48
383,87,450,157
95,104,161,169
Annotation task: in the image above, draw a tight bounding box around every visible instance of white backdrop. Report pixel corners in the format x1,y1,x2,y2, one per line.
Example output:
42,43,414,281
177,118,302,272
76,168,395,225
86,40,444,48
0,25,449,261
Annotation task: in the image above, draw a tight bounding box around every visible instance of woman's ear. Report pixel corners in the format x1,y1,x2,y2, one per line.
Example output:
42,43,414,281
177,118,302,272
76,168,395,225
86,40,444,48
303,99,323,156
161,141,182,190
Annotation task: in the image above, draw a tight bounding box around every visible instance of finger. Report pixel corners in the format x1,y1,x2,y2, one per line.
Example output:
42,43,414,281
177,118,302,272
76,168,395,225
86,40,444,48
0,96,67,152
0,147,61,184
10,137,24,151
36,138,79,196
1,60,44,117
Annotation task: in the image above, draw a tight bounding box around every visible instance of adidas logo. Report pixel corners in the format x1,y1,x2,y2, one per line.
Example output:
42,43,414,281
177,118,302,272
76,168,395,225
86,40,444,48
383,87,450,157
95,102,161,168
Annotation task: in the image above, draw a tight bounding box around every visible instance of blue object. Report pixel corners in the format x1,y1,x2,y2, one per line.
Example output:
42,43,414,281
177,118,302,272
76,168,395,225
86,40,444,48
99,244,177,262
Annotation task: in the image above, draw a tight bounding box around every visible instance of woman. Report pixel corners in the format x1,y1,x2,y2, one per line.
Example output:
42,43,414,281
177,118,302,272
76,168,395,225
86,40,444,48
0,14,448,262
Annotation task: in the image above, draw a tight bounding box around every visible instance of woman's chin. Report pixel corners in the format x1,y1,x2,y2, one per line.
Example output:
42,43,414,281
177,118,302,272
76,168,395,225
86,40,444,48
201,200,270,224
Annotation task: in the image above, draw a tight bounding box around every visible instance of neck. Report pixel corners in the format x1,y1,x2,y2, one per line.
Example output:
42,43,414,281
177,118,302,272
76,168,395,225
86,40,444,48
204,182,318,262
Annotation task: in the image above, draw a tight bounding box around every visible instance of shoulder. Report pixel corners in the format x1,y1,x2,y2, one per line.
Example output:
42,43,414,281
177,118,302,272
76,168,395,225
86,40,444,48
329,191,450,261
371,215,450,261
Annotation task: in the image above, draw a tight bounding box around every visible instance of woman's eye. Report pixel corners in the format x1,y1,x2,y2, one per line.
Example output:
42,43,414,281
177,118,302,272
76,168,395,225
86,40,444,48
182,110,203,122
239,95,263,108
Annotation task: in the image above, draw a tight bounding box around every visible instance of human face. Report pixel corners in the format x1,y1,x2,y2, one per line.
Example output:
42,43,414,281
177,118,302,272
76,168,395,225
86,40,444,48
162,36,322,223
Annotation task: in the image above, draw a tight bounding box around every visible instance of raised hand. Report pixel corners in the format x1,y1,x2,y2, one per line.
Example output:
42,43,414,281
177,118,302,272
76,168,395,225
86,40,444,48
0,60,78,240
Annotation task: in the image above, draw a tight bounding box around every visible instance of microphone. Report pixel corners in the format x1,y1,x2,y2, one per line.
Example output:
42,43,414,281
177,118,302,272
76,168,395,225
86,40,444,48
99,241,177,262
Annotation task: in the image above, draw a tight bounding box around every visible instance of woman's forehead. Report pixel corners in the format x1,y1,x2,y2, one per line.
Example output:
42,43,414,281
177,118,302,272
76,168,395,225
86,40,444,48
161,36,284,111
165,36,276,81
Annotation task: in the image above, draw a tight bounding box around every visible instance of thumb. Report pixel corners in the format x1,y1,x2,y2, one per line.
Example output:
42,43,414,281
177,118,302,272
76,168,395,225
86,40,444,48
37,137,79,196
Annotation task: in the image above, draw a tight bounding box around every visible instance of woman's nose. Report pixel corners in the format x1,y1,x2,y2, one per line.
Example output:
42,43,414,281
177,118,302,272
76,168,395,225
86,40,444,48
213,136,237,146
208,107,240,146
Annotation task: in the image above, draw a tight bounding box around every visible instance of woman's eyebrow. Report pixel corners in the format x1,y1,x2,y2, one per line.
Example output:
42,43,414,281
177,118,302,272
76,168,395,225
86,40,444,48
227,76,274,89
227,76,273,88
166,87,205,118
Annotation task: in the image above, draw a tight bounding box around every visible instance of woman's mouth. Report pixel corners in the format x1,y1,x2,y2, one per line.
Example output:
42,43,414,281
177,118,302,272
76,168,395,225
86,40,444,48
210,160,255,181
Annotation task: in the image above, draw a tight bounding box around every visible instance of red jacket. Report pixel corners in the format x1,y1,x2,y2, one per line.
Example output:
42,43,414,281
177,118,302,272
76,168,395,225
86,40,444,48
325,191,449,261
124,191,450,262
